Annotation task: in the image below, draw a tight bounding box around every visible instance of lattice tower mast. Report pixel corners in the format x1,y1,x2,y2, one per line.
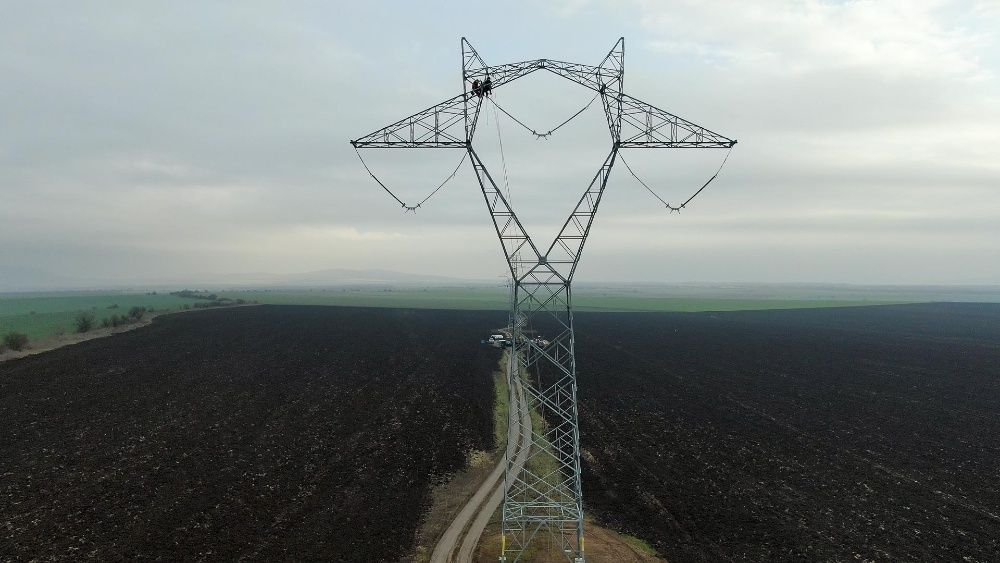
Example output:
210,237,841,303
351,38,736,562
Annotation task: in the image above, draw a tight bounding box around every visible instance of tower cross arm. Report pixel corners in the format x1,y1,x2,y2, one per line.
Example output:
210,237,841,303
350,93,470,149
618,93,736,148
467,58,615,94
466,59,545,89
539,60,607,92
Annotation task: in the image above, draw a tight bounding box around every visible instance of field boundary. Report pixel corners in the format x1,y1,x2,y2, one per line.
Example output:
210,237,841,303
0,305,258,363
411,353,512,562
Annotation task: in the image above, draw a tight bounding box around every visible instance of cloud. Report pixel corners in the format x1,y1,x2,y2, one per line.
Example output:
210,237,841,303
639,0,992,79
293,225,405,243
0,1,997,285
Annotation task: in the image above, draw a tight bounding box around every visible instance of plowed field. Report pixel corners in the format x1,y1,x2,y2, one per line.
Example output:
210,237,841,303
4,303,998,561
575,303,1000,561
0,306,502,562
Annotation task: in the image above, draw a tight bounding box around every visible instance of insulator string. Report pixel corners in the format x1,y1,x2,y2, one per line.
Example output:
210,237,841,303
619,147,732,213
490,94,598,139
353,145,467,212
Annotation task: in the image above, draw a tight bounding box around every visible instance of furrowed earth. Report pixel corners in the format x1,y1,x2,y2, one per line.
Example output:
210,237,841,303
575,303,1000,562
0,306,503,561
2,303,998,561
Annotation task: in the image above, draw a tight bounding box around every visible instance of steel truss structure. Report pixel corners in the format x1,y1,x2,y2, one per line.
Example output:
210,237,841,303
352,38,735,562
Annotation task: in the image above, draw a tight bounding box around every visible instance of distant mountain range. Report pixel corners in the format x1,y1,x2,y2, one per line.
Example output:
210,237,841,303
0,267,486,292
207,268,483,287
3,267,998,302
0,266,110,292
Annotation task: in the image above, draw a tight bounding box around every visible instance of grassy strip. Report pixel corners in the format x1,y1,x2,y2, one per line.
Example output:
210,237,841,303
494,351,511,454
2,289,911,341
621,533,659,557
221,289,907,313
410,351,511,563
574,297,907,312
525,407,561,487
0,294,202,340
517,363,563,494
220,289,509,310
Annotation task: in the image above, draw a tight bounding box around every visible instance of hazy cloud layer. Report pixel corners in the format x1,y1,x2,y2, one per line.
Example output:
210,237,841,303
1,1,997,288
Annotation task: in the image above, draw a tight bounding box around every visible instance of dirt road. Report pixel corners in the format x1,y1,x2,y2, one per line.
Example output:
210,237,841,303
431,368,531,563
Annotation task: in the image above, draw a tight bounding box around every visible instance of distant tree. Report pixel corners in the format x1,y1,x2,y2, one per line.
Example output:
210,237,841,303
128,306,146,321
74,312,95,333
3,332,29,351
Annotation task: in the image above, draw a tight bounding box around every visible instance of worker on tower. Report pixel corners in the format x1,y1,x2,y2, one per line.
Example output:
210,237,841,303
471,79,483,99
482,75,493,97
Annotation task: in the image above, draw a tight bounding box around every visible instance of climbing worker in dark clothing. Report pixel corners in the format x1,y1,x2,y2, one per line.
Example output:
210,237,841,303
471,79,483,99
482,76,493,97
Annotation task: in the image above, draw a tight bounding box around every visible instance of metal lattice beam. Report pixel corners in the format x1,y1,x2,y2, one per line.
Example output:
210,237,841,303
619,93,735,148
351,37,736,563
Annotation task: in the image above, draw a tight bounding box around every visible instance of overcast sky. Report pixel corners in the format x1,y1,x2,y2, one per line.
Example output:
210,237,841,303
2,1,998,288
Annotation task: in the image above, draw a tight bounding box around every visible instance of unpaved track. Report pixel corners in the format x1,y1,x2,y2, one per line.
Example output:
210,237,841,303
431,371,531,563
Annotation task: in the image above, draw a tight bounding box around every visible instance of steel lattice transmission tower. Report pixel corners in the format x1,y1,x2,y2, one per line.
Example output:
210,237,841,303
352,38,736,562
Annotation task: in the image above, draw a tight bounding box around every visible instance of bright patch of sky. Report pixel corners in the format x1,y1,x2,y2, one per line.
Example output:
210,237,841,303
1,1,997,287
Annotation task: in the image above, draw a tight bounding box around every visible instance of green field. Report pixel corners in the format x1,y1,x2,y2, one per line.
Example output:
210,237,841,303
1,287,910,345
218,289,510,310
0,293,202,341
218,288,903,313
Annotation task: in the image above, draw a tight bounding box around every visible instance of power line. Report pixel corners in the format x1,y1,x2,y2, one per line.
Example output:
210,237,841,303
353,146,467,212
490,93,598,139
619,147,732,212
492,98,512,202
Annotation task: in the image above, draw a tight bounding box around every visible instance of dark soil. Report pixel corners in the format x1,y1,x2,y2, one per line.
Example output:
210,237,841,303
0,305,503,562
5,302,998,562
575,303,1000,562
